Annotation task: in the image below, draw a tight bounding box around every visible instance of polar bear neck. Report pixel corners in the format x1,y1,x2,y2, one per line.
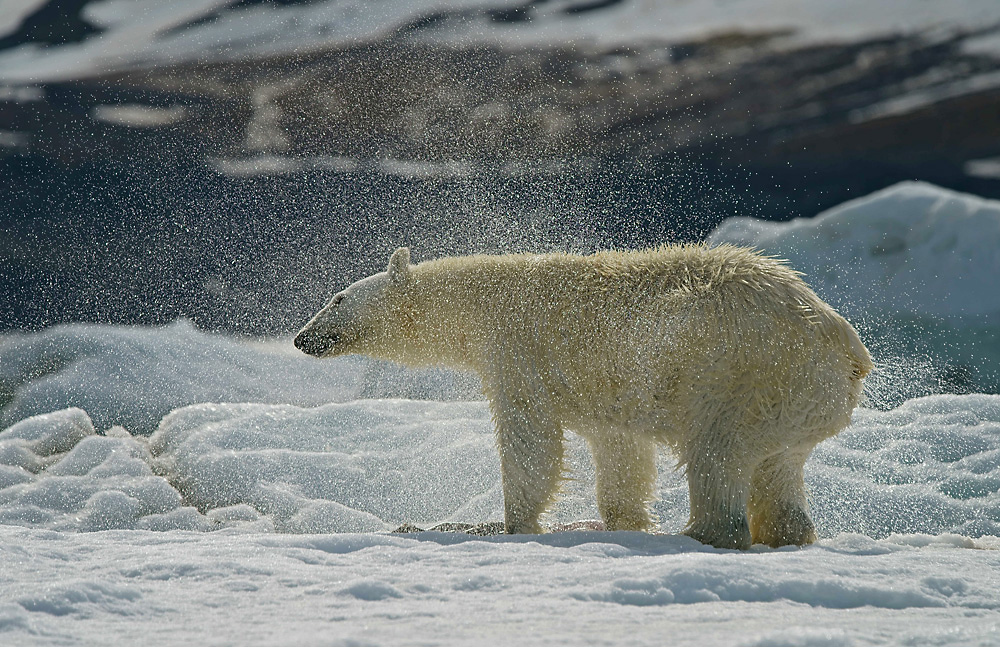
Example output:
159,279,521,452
395,258,514,373
400,252,622,373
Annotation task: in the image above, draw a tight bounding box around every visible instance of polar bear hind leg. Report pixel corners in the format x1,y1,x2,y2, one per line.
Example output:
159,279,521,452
748,447,818,547
587,432,658,532
681,434,754,550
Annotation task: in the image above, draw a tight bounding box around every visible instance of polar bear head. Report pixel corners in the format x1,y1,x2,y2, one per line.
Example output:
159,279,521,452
294,247,412,359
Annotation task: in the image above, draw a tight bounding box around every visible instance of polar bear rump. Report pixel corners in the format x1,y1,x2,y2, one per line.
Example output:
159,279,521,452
296,245,872,549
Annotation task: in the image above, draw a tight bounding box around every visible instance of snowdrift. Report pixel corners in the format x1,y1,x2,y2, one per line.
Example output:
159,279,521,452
710,181,1000,400
0,320,480,435
709,181,1000,320
2,395,1000,539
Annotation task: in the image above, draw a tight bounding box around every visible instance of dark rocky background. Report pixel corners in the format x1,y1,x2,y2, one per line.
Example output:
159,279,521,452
3,1,1000,335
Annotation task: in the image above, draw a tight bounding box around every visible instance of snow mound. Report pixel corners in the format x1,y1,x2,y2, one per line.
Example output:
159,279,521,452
0,408,210,531
709,181,1000,320
808,394,1000,538
0,321,481,435
709,181,1000,401
2,394,999,537
147,399,501,533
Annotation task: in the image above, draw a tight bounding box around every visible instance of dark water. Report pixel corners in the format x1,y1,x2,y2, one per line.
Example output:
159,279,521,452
2,148,993,336
2,152,735,335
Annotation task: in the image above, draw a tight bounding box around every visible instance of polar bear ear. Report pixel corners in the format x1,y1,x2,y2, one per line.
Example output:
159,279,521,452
387,247,411,285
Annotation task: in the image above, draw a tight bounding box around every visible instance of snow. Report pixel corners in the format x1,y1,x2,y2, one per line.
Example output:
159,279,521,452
0,0,501,81
146,399,500,533
2,0,999,82
2,371,1000,644
2,524,999,645
4,393,1000,538
3,182,1000,644
426,0,1000,52
709,181,1000,320
0,319,479,435
0,0,45,39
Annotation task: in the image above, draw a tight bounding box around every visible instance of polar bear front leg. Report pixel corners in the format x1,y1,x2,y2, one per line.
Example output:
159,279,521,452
490,398,566,534
587,433,658,531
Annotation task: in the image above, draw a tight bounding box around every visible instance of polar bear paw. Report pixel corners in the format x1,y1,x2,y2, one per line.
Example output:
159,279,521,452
684,512,752,550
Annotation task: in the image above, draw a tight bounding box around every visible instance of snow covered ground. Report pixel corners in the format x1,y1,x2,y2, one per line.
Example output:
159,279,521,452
3,182,1000,645
2,395,1000,645
3,526,999,646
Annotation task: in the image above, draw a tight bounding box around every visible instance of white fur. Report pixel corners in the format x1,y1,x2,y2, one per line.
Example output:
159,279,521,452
296,245,872,548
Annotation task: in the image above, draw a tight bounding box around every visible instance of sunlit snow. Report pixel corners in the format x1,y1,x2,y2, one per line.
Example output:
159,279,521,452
3,182,1000,645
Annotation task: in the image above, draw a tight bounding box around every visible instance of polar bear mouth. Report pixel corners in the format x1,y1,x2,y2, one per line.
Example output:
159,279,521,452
293,330,340,358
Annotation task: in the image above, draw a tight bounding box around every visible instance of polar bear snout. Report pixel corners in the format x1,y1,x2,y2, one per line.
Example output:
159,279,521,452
294,328,338,357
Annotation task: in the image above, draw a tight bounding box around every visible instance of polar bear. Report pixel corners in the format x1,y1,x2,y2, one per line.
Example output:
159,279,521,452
295,245,872,549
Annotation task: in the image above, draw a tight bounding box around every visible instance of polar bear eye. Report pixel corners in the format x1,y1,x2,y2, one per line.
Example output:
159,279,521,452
332,294,344,306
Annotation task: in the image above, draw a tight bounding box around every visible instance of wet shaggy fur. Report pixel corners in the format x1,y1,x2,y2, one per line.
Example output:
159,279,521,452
296,245,873,549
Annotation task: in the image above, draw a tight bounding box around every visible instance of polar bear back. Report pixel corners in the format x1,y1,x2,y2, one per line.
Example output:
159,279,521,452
403,245,870,444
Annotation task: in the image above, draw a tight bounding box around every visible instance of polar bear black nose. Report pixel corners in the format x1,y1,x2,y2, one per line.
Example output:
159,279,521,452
294,330,335,357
